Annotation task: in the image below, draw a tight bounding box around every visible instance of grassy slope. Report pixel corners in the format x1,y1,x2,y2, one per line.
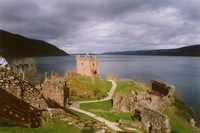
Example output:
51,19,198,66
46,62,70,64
0,121,81,133
164,109,196,133
80,100,113,111
94,112,133,122
115,80,147,96
80,100,133,122
0,108,100,133
67,76,112,101
67,107,96,121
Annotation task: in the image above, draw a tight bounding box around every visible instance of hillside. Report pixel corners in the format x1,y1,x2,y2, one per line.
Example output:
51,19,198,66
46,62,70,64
0,29,68,57
103,45,200,56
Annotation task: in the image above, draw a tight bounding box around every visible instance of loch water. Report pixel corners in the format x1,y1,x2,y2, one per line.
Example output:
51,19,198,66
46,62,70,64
9,55,200,123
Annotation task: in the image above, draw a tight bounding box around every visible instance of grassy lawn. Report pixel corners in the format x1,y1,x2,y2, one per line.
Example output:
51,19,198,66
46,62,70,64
80,100,113,111
163,109,196,133
80,100,133,122
116,80,146,96
0,121,81,133
67,76,112,101
94,112,133,122
67,107,96,121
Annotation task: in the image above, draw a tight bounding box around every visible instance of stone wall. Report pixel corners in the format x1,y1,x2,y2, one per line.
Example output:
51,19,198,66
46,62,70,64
76,54,99,77
113,93,170,133
136,104,170,133
151,79,175,96
0,66,47,109
112,93,132,112
42,72,67,106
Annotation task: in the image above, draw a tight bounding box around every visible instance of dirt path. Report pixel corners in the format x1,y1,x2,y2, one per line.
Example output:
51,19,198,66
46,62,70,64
69,80,123,131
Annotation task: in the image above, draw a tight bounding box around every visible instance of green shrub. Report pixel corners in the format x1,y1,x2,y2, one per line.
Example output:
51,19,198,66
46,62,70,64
164,109,196,133
174,95,195,122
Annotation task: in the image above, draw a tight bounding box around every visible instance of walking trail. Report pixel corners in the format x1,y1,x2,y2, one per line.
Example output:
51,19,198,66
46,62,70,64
69,80,123,132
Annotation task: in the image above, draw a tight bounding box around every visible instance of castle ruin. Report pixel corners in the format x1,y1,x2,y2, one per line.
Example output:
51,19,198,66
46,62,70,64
76,54,99,77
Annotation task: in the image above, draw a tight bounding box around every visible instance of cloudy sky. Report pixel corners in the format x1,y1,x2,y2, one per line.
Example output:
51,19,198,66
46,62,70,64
0,0,200,54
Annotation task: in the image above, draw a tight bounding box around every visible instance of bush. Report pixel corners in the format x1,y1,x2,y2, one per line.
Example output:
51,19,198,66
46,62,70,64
174,95,195,122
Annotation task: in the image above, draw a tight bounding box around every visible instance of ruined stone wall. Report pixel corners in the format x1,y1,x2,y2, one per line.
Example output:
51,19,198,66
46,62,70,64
113,93,170,133
42,72,66,106
151,79,175,96
76,54,99,77
0,67,47,109
137,104,170,133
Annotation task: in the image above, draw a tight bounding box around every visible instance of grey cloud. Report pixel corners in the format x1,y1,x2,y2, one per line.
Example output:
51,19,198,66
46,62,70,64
0,0,200,53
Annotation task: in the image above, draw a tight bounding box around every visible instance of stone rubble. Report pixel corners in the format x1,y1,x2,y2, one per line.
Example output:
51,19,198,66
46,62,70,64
112,79,177,133
0,66,47,109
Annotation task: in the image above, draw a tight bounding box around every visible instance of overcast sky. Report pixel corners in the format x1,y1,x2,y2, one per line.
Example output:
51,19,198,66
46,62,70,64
0,0,200,53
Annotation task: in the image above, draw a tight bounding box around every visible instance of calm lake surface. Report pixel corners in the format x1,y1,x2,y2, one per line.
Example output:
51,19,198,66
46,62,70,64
9,55,200,123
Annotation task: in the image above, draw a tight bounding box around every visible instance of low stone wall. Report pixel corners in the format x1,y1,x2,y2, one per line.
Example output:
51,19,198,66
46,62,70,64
0,67,47,109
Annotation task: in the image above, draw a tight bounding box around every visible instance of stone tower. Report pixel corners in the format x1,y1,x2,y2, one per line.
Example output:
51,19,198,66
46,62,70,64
76,54,99,77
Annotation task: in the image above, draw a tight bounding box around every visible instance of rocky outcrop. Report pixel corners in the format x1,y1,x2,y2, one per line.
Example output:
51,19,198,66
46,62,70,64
0,66,47,109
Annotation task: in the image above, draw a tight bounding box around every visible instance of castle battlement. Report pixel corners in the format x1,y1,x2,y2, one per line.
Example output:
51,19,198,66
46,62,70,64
76,54,99,77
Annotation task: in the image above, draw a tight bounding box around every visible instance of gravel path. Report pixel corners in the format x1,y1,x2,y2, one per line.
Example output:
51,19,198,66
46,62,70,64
69,80,123,131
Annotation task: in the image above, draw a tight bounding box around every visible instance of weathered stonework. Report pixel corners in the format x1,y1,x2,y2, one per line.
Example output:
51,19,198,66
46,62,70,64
76,54,99,77
0,66,47,109
112,79,175,133
151,78,175,96
113,93,171,133
136,104,170,133
42,72,68,107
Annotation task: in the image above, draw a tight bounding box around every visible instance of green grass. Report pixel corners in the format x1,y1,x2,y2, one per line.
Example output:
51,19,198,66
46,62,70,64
0,121,81,133
80,100,133,122
94,112,133,122
67,76,112,101
116,80,146,96
80,100,113,111
174,95,195,122
163,109,196,133
120,126,140,133
67,107,96,121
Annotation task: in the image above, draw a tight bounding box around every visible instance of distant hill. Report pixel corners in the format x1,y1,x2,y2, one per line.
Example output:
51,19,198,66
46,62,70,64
102,45,200,56
0,29,68,57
